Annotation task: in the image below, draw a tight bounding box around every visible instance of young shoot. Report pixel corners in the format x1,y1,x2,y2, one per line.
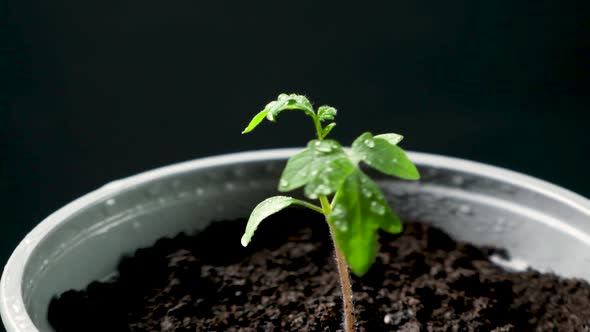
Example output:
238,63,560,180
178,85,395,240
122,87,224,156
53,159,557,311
240,93,420,332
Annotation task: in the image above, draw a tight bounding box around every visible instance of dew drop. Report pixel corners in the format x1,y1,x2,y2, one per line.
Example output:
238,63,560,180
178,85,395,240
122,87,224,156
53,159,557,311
370,201,386,215
316,144,333,153
316,184,330,194
458,204,472,215
332,205,347,218
452,175,464,186
361,187,373,198
335,220,348,232
103,198,117,215
364,139,375,148
331,209,349,231
195,187,205,196
280,179,289,188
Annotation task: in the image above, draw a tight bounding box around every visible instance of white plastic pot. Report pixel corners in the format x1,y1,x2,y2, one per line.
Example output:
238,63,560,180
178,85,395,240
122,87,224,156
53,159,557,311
1,150,589,331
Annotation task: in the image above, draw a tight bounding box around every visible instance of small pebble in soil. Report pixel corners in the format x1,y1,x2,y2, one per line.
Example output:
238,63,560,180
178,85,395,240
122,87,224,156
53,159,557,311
48,209,590,331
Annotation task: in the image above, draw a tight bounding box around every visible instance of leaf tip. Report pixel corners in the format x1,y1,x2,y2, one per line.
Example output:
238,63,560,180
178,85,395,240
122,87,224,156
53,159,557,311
409,166,421,180
350,264,369,277
240,235,250,247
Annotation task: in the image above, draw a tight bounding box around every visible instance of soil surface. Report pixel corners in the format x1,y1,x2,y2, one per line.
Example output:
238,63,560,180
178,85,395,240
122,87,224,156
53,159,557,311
49,209,590,331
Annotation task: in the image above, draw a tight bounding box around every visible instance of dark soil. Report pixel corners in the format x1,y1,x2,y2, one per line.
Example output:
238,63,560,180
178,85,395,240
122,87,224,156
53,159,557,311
48,209,590,331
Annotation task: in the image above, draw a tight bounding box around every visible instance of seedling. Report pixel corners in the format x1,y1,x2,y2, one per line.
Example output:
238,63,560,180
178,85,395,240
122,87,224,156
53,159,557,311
241,93,420,331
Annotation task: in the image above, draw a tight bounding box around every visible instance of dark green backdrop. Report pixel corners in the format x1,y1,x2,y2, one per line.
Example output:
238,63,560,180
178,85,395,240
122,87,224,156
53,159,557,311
1,0,589,321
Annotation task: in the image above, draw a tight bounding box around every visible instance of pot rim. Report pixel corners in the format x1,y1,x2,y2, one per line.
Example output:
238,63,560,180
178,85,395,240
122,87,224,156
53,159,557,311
1,149,589,331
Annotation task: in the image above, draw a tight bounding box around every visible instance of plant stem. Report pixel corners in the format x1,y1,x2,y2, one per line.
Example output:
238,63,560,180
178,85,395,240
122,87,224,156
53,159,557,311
320,195,356,332
312,115,324,140
297,201,324,214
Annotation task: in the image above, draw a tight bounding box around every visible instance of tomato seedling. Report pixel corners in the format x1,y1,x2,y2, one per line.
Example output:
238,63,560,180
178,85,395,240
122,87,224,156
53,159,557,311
241,93,420,331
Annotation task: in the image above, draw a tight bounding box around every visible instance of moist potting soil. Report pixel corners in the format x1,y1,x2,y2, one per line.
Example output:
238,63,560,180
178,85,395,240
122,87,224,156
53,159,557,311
48,209,590,331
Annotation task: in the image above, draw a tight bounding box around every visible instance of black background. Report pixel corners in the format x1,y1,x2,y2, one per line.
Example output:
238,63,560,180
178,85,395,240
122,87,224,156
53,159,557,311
1,0,589,311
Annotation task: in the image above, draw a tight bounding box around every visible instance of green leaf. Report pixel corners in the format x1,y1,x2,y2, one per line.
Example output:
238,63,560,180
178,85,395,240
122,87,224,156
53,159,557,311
351,132,420,180
279,140,355,199
242,94,315,134
242,110,270,134
266,93,314,121
317,105,337,122
374,133,404,146
241,196,316,247
328,169,402,276
321,122,337,138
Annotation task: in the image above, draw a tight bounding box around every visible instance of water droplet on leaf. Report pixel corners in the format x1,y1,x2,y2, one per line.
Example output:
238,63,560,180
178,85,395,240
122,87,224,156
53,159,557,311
316,184,330,194
316,144,333,153
334,220,348,232
332,205,347,218
364,139,375,148
370,201,386,215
